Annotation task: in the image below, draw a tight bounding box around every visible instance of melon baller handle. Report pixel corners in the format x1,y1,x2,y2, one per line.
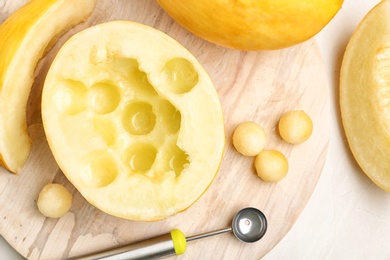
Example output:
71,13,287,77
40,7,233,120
69,207,267,260
69,227,232,260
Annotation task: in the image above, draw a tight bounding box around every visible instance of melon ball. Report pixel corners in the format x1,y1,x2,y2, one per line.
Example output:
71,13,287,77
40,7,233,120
278,110,313,144
232,121,267,156
254,150,288,182
37,183,72,218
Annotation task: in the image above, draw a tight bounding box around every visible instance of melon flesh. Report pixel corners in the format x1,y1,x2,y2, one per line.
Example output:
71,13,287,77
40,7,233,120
340,0,390,192
42,21,225,221
0,0,97,173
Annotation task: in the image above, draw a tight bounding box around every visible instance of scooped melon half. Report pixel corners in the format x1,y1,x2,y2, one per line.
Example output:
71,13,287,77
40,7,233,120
42,21,225,221
0,0,97,173
340,0,390,192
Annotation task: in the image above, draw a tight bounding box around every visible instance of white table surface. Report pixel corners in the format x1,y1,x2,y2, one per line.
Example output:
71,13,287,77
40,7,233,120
1,0,388,259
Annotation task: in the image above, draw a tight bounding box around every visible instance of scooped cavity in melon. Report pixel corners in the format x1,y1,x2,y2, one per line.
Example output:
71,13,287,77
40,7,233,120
41,21,225,221
340,0,390,192
0,0,97,173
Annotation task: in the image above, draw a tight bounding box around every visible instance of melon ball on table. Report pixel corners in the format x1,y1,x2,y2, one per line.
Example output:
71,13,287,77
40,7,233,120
278,110,313,144
232,122,267,157
254,150,289,182
37,183,72,218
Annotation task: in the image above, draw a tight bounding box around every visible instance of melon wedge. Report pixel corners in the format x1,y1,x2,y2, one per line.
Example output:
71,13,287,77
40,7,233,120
340,0,390,192
41,21,225,221
0,0,97,173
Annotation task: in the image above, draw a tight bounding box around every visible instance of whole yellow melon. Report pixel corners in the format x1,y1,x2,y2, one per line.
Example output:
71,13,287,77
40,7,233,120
157,0,343,50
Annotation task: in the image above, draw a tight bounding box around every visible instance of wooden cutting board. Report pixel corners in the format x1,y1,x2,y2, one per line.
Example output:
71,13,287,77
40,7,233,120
0,0,330,259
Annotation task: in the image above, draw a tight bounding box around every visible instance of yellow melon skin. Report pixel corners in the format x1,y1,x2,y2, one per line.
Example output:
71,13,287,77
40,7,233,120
42,21,225,221
157,0,343,51
0,0,97,173
340,0,390,192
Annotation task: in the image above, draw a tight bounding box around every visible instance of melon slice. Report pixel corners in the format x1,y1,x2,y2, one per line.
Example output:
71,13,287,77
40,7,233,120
0,0,97,173
41,21,225,221
340,0,390,192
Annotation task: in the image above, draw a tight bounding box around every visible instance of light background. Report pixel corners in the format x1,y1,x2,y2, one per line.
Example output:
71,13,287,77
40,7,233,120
1,0,388,259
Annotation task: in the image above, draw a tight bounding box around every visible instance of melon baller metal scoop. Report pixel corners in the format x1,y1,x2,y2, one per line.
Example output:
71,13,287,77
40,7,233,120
70,207,267,260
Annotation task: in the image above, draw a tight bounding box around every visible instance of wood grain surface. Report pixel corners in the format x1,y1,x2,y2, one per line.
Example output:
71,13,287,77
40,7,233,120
0,0,330,259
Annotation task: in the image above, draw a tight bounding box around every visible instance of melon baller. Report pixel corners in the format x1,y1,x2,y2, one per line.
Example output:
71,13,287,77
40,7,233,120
70,207,267,260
